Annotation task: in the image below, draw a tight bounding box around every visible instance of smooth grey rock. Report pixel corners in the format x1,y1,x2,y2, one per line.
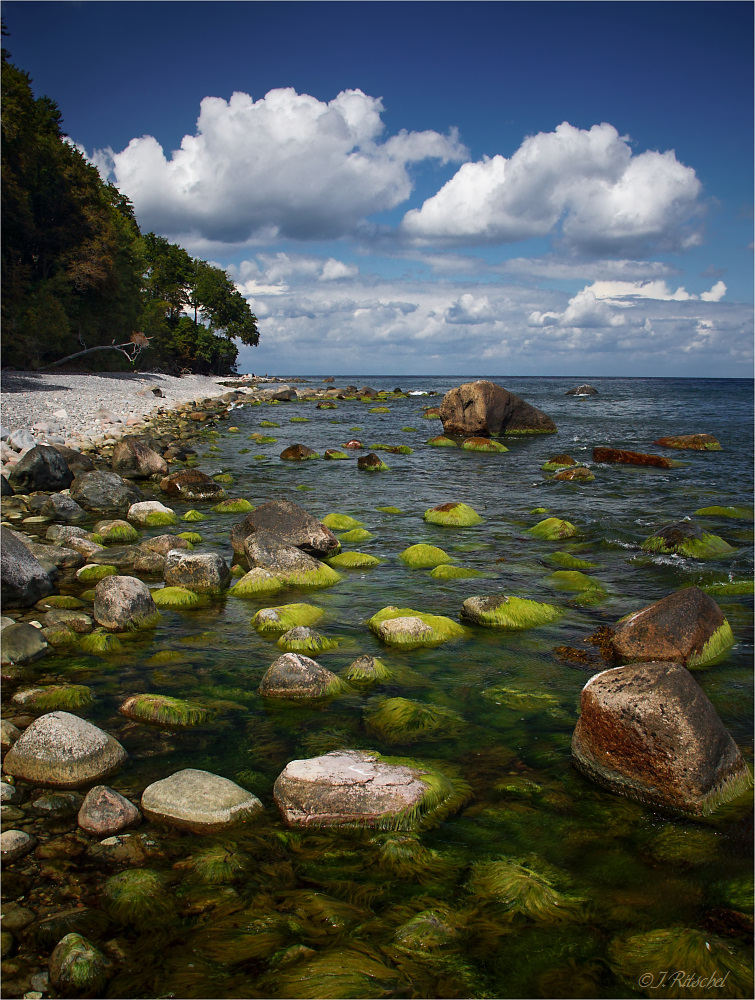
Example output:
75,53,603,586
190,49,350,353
69,471,143,515
2,711,127,788
244,528,324,577
163,550,230,593
40,493,87,523
93,575,160,632
111,436,168,479
7,429,35,452
230,499,339,557
43,609,93,633
49,444,95,475
1,829,36,862
0,623,48,665
0,527,54,607
126,500,177,526
141,768,262,833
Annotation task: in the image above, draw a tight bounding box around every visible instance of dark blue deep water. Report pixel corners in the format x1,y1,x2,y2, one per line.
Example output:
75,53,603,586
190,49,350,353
13,376,755,999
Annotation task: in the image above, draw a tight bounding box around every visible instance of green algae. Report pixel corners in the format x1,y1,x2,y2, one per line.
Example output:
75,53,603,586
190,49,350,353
79,628,124,655
276,628,339,654
290,416,310,422
76,564,118,583
481,686,560,712
644,824,723,867
322,513,364,530
230,568,284,598
95,520,139,544
686,619,736,667
424,502,483,527
252,603,325,634
50,933,111,997
176,531,203,544
528,517,578,540
695,505,754,520
547,550,598,570
324,450,348,460
275,562,342,588
121,693,212,727
702,579,754,596
36,595,86,610
212,498,254,513
467,856,585,922
462,437,509,453
151,586,206,609
364,696,464,744
461,594,562,629
369,442,413,454
259,420,280,427
375,505,403,514
642,530,737,559
337,527,373,543
213,473,235,484
176,843,249,885
181,510,206,522
547,570,605,595
259,943,399,999
103,869,174,926
367,605,467,648
427,435,458,447
342,655,392,688
24,684,93,712
326,551,381,568
429,564,486,579
399,543,453,568
402,426,418,432
541,457,577,471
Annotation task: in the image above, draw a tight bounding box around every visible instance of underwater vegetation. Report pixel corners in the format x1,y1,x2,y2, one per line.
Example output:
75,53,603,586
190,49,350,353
79,628,123,655
102,869,175,926
230,568,285,598
341,655,392,688
429,564,486,579
181,509,206,522
276,627,339,655
461,594,561,629
22,684,93,712
364,696,465,744
467,855,586,922
399,543,453,568
423,502,483,527
336,528,374,544
326,551,381,569
119,693,213,728
151,586,207,608
322,513,364,530
367,606,467,648
528,517,578,540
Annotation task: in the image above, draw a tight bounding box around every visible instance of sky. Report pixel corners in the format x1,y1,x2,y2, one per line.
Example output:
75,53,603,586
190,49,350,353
3,0,753,377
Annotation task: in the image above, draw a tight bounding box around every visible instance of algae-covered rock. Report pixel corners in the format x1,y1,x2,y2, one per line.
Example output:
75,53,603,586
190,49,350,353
212,498,255,513
654,434,722,451
12,684,92,713
642,520,736,559
79,628,123,655
364,696,464,744
151,586,206,609
547,570,605,595
119,694,212,728
93,575,160,631
181,509,207,522
141,768,263,833
337,527,373,544
528,517,578,540
275,626,339,655
467,856,585,921
541,455,577,471
127,500,178,527
245,529,341,587
462,437,508,453
260,652,345,699
93,519,139,544
102,869,173,925
274,749,469,830
399,543,453,568
324,449,349,460
357,452,388,470
424,502,483,526
230,567,284,598
49,932,111,998
694,505,754,520
261,944,400,999
177,531,203,544
572,661,752,816
609,927,752,999
322,513,364,531
76,563,118,584
702,579,754,596
429,564,486,579
461,594,561,629
547,551,597,570
342,655,391,688
230,499,339,557
326,551,381,569
367,605,466,648
554,466,595,481
481,685,559,712
427,435,458,447
252,603,324,634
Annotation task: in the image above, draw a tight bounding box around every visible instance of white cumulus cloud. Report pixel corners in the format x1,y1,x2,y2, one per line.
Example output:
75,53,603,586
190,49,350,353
444,293,497,324
100,88,467,244
585,278,727,302
401,122,703,255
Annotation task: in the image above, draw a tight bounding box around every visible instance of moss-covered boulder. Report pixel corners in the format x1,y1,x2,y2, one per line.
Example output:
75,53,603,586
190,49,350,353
467,856,584,921
423,502,483,526
462,437,508,453
326,551,381,569
252,603,324,634
119,694,212,728
337,527,373,544
642,520,736,559
324,449,349,460
654,434,722,451
364,697,463,745
572,661,751,816
93,519,139,544
694,505,753,520
273,749,468,830
399,543,453,568
547,551,597,570
212,498,255,514
150,586,205,609
127,500,178,527
245,529,341,587
461,594,561,629
275,626,339,655
528,517,578,540
427,435,458,447
554,466,595,481
367,606,466,648
49,932,112,998
181,509,206,522
76,563,118,584
322,513,364,531
11,684,92,713
259,652,345,699
541,455,577,472
357,452,388,471
609,586,735,668
230,568,284,598
547,570,606,598
342,655,392,688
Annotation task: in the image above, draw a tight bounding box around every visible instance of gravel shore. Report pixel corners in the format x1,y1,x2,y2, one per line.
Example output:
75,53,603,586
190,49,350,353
1,371,249,445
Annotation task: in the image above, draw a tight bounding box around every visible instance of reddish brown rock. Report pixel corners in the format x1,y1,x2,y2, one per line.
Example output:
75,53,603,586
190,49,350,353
342,439,363,449
654,434,721,451
78,785,141,836
280,444,318,461
554,466,594,481
592,447,676,468
572,661,750,815
111,437,168,478
439,380,556,437
159,469,226,501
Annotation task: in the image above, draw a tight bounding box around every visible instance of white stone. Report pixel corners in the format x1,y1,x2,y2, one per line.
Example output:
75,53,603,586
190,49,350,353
141,768,263,833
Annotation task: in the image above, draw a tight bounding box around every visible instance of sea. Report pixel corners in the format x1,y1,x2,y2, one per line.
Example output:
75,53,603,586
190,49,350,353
13,375,754,999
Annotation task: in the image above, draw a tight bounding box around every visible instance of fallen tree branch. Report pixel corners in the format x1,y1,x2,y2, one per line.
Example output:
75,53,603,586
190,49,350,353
39,333,151,370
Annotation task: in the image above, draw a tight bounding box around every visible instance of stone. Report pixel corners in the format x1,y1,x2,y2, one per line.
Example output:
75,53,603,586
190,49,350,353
439,380,556,437
609,586,735,668
1,527,54,607
357,452,388,470
6,428,35,451
280,443,318,461
377,616,433,645
163,550,230,593
1,829,36,863
554,466,595,481
1,720,21,752
49,444,95,476
641,520,736,559
0,622,49,665
78,785,141,836
159,469,226,501
93,576,160,631
93,519,139,544
49,932,111,998
2,711,127,788
572,661,751,815
140,533,190,556
461,594,561,629
565,384,598,395
230,499,339,558
111,436,168,478
244,529,340,587
592,447,677,469
653,434,721,451
127,500,177,527
69,471,144,514
40,493,87,522
141,768,263,833
423,502,483,526
259,652,344,699
8,445,73,493
274,750,456,829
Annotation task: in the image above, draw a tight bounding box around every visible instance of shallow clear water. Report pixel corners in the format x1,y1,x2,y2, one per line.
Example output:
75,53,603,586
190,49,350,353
18,376,755,999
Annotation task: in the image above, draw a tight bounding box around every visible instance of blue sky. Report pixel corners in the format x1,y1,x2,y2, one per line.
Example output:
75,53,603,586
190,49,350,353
4,1,753,376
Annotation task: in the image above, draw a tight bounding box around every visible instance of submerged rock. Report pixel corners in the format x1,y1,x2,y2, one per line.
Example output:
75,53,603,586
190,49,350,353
78,785,141,836
342,655,391,688
49,932,112,998
653,433,721,451
3,712,127,788
1,622,49,664
572,661,751,815
593,447,678,469
364,696,464,744
641,520,736,559
461,594,561,629
528,517,578,540
399,543,453,568
440,380,557,436
275,626,339,655
554,466,595,481
367,606,466,648
609,586,735,668
119,693,212,728
259,652,345,699
141,768,263,833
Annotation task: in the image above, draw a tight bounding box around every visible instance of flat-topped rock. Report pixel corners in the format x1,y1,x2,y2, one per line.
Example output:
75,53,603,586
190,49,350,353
593,447,677,469
439,380,556,437
163,550,230,593
230,499,339,557
654,434,721,451
274,749,454,830
159,469,226,502
69,471,144,514
572,661,751,815
3,711,127,788
141,768,263,833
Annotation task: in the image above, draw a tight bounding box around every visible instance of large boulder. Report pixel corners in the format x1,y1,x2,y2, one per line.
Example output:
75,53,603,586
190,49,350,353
93,575,160,632
41,493,87,523
572,661,751,815
141,768,263,833
50,444,95,475
609,586,734,668
159,469,226,501
244,529,340,587
1,622,49,665
230,499,339,557
163,550,230,593
274,750,459,829
1,527,54,607
8,444,73,493
69,471,144,514
259,652,344,699
111,436,168,478
439,380,556,437
3,712,127,788
641,521,736,559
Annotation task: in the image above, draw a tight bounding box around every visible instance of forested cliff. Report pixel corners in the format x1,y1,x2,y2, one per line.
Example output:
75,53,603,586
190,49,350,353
1,38,258,374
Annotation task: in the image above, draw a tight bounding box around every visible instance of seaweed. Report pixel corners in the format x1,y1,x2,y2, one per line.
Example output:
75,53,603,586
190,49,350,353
364,696,465,745
399,543,454,569
151,586,206,608
467,856,586,922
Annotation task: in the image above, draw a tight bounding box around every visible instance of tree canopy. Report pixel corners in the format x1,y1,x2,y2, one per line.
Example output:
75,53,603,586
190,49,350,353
1,38,258,373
